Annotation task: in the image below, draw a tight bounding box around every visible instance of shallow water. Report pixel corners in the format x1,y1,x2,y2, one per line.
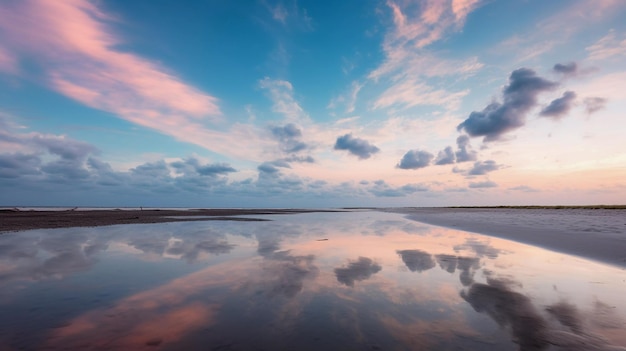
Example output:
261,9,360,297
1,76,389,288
0,211,625,350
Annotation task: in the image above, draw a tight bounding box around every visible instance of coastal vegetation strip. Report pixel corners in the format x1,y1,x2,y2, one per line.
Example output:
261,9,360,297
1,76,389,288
444,205,626,210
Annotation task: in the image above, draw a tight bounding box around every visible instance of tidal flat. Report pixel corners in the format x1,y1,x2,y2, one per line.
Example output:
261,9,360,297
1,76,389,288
0,210,625,350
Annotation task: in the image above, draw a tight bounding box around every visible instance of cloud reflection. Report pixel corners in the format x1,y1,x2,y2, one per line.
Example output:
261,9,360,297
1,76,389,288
397,249,435,272
462,277,626,351
462,278,550,350
434,254,480,286
453,238,502,259
1,211,624,350
260,251,319,298
334,257,382,287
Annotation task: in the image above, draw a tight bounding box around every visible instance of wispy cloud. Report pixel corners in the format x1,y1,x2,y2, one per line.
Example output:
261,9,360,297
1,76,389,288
582,97,607,114
259,77,309,123
368,1,483,111
0,0,274,161
586,29,626,61
0,46,17,74
1,1,220,117
468,180,497,188
372,79,469,111
327,80,364,114
494,1,626,65
271,4,288,23
264,0,313,31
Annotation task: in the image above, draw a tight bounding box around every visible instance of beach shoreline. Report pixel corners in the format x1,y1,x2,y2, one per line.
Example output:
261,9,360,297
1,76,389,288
389,207,626,268
0,208,342,233
4,207,626,268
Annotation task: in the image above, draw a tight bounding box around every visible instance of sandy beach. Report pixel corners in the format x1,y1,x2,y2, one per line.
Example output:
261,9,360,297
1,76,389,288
0,208,340,233
391,207,626,268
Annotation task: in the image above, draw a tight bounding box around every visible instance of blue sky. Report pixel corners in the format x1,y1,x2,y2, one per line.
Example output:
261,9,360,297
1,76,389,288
1,0,625,207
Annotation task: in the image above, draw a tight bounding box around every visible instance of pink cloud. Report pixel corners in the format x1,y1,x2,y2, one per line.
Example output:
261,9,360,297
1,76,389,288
421,0,447,25
0,47,17,74
452,0,481,23
0,1,280,160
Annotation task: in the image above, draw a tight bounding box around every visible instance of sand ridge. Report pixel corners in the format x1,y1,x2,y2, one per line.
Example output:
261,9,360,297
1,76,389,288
0,208,343,233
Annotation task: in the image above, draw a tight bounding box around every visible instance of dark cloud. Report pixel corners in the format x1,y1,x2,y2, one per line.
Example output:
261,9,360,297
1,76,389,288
540,91,577,119
334,134,380,159
435,135,477,166
455,135,478,162
397,249,435,272
0,153,41,178
257,161,289,175
271,123,308,153
31,134,98,161
583,97,607,114
434,146,455,165
458,68,558,141
0,134,100,183
469,180,497,188
271,123,301,139
368,180,429,197
170,158,236,177
41,159,91,180
87,157,113,173
131,160,170,178
468,160,501,175
396,149,433,169
553,62,578,76
251,160,307,195
197,163,237,176
508,185,538,192
282,155,315,163
334,257,382,287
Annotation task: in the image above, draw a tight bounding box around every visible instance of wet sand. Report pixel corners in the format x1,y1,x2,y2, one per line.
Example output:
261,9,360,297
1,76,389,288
4,207,626,268
0,208,341,233
391,207,626,268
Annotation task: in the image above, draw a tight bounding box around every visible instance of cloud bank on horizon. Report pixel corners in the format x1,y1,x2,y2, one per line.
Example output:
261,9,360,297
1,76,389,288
0,0,625,207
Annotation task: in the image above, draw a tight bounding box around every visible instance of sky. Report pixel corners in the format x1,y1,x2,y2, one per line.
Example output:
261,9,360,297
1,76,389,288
1,0,625,208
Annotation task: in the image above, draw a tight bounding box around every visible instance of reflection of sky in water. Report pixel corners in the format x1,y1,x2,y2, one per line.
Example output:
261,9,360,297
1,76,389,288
0,211,625,350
